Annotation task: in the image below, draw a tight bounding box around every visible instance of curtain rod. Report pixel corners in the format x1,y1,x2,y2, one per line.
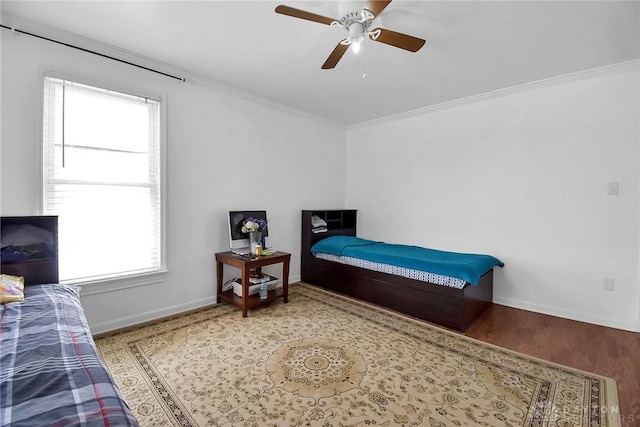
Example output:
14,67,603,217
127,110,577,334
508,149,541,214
0,24,186,82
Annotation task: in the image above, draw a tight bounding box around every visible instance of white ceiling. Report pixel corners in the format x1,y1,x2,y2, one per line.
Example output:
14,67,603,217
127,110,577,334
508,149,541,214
2,1,639,125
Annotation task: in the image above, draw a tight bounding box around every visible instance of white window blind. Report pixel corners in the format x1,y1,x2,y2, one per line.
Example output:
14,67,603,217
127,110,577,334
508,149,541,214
43,77,162,283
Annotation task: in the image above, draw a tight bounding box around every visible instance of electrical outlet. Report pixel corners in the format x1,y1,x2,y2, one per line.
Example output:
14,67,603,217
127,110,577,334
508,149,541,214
607,182,619,195
603,278,615,291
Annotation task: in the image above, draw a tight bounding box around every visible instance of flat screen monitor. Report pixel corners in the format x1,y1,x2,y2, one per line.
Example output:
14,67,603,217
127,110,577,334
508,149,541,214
228,210,268,249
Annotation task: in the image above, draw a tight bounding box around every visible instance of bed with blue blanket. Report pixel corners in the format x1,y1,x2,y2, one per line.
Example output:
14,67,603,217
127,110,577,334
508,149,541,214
1,216,138,426
301,210,503,331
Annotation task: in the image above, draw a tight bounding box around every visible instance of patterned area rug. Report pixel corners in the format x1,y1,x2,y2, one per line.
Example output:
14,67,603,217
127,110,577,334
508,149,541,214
96,284,620,427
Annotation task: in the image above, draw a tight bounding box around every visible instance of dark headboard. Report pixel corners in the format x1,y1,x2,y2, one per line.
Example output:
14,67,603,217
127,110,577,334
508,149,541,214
301,210,356,283
1,216,59,285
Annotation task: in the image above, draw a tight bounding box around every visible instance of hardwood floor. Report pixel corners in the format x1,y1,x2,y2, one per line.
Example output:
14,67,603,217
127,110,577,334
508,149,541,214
464,303,640,427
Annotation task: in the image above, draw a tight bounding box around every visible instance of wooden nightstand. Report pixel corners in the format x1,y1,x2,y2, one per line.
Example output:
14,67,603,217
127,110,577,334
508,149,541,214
215,251,291,317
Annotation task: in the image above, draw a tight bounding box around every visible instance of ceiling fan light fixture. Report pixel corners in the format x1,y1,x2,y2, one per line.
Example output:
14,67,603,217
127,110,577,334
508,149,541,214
347,21,365,53
275,1,426,70
348,22,364,39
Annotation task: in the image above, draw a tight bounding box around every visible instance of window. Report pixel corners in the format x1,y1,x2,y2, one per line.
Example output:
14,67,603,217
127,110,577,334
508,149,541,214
43,76,163,283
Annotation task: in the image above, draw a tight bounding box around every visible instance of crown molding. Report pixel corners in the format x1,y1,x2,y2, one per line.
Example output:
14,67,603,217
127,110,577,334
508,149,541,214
348,59,640,130
1,13,346,131
1,14,188,81
4,12,635,133
187,74,346,130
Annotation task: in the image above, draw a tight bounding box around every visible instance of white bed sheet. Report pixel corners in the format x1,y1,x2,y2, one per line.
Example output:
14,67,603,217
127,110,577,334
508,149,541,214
313,253,467,289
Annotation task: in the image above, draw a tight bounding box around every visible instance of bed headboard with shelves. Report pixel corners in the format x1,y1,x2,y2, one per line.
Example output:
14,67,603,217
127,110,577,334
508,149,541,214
301,210,356,283
1,216,59,285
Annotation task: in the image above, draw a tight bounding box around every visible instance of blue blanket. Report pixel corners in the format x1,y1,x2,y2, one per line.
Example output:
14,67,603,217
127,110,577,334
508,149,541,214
311,236,503,285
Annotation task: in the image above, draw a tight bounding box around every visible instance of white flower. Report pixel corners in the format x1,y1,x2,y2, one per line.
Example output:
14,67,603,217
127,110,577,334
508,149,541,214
241,221,259,233
240,217,268,234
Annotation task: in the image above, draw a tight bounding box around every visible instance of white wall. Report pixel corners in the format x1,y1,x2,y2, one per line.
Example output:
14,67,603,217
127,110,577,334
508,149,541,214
346,63,640,331
1,30,346,333
3,25,639,334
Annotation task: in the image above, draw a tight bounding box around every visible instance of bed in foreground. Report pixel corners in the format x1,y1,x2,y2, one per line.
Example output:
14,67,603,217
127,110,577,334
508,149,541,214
1,216,138,426
301,210,503,331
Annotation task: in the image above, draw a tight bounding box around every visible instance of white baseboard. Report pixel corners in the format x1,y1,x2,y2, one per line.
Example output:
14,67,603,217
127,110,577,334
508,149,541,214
289,274,301,283
89,274,303,335
493,295,639,333
89,296,217,335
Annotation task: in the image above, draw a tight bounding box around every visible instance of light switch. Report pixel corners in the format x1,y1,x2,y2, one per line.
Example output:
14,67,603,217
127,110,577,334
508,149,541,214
604,278,615,291
607,182,619,196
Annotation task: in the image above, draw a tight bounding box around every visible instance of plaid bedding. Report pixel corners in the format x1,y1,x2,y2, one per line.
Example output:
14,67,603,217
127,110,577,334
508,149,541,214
0,284,138,426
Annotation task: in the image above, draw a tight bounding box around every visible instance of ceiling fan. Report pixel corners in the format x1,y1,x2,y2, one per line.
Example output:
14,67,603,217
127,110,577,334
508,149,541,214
275,0,426,69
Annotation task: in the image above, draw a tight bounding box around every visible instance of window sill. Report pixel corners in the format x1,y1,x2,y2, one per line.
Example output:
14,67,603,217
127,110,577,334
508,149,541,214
69,269,169,297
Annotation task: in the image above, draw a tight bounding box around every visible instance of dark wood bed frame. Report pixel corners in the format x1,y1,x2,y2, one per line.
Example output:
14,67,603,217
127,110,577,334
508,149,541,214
301,210,494,331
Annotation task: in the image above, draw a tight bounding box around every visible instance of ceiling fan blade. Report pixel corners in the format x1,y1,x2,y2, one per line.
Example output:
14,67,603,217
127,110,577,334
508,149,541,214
321,42,349,69
275,5,336,26
362,0,393,18
369,28,425,52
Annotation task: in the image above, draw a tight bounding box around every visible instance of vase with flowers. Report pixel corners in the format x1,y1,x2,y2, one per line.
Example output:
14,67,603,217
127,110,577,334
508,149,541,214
241,217,268,255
